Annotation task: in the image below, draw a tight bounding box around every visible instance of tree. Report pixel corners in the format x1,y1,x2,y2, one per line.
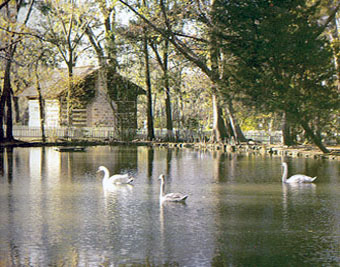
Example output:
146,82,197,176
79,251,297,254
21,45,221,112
147,0,189,141
0,0,35,142
84,0,120,132
150,37,174,140
119,0,247,142
30,49,58,143
84,0,155,140
313,0,340,92
142,20,156,140
114,0,157,140
224,0,338,153
38,0,91,128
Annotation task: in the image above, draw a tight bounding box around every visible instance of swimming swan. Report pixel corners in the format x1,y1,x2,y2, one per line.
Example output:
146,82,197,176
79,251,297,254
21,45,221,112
281,162,317,183
97,166,134,186
158,174,188,202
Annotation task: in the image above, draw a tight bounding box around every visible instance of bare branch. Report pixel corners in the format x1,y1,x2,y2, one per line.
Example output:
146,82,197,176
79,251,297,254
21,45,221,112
149,41,165,72
0,0,10,10
0,38,24,51
0,26,43,40
119,0,213,79
318,2,340,37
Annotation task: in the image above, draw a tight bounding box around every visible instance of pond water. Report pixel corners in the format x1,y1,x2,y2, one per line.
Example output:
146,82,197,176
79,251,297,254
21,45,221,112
0,146,339,266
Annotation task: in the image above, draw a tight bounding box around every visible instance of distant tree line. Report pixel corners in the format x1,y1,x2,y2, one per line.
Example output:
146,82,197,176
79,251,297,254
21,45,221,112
0,0,339,153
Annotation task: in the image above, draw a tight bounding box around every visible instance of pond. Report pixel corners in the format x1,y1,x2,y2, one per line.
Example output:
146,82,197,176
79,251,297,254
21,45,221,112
0,146,339,266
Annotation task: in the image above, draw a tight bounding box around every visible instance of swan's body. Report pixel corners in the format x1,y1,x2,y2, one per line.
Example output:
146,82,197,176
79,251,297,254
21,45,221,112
159,174,188,203
97,166,134,186
281,162,316,183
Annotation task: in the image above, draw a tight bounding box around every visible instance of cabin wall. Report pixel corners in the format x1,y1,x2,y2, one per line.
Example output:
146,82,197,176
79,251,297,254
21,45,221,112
45,100,60,127
59,99,87,127
115,100,137,130
28,100,40,127
87,76,116,127
25,71,142,130
28,99,60,127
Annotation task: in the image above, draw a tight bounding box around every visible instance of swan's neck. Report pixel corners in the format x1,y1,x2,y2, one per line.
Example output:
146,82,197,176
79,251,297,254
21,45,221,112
282,163,288,183
102,169,110,184
159,178,165,198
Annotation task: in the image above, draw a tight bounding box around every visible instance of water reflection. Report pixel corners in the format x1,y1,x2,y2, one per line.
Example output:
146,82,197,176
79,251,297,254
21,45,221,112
282,182,317,229
146,147,154,180
0,146,339,265
0,147,14,183
0,147,4,177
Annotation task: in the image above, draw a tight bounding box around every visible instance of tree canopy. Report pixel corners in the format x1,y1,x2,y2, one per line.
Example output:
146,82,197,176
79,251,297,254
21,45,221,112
219,0,338,152
0,0,339,152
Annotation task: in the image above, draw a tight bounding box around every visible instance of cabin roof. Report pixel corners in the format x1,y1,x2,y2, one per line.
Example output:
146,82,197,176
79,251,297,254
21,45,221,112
18,66,145,99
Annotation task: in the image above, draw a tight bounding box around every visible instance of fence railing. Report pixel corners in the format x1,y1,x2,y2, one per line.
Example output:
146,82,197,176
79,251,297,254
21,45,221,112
244,130,282,144
13,126,116,139
12,126,286,144
10,126,339,145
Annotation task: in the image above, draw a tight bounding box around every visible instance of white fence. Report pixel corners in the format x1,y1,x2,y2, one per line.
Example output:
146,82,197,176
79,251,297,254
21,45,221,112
244,130,283,144
13,126,116,139
10,126,339,145
12,126,205,141
12,126,286,144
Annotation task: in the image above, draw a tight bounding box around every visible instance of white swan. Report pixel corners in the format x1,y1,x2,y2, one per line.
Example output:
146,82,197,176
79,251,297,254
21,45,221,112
281,162,317,183
158,174,188,203
97,166,134,186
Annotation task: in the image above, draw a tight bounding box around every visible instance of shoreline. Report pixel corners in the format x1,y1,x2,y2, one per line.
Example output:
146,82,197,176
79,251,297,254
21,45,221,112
1,139,339,161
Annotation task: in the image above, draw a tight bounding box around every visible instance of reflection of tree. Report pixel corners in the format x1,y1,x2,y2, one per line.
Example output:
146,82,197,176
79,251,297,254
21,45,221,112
147,147,154,181
212,151,238,182
278,182,340,264
6,147,13,183
166,149,172,177
57,146,140,181
114,146,138,173
289,160,321,182
281,182,317,233
40,147,46,181
2,147,19,265
211,150,236,265
0,147,4,176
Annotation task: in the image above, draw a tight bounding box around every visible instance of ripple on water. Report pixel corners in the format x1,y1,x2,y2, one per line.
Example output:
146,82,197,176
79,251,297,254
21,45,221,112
0,146,339,266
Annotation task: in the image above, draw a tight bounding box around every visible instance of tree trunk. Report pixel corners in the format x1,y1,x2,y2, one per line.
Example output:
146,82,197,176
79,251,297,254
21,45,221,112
163,39,173,141
299,119,329,153
143,28,155,141
13,97,20,123
0,90,5,142
104,9,118,73
164,72,173,140
329,16,340,93
209,1,228,143
5,94,14,141
0,57,14,142
226,100,247,142
211,91,228,142
35,71,46,143
164,85,173,140
66,61,73,129
281,112,295,146
178,95,185,130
